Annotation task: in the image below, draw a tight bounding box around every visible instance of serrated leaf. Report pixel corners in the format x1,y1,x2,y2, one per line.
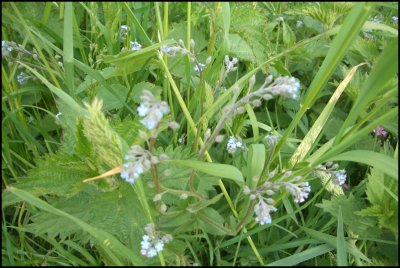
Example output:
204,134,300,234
96,84,129,110
228,34,255,62
316,194,380,238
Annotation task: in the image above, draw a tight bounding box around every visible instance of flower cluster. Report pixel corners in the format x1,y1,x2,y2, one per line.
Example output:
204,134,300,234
161,44,189,57
267,76,300,99
130,41,142,51
243,170,312,225
252,193,277,225
194,62,206,73
224,56,239,73
283,176,311,203
140,224,172,258
137,90,170,130
120,25,129,39
362,29,374,40
121,145,152,184
227,136,244,154
392,16,398,24
2,40,14,57
333,169,347,186
17,72,30,85
373,126,388,137
265,134,279,147
316,162,347,187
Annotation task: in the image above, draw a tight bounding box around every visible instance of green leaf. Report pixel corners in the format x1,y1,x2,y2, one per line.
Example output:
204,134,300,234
170,160,244,186
186,193,223,213
336,38,398,143
197,207,233,236
228,34,255,62
282,22,296,46
8,187,142,265
301,226,372,263
365,167,385,205
316,195,380,239
326,150,398,180
336,206,348,266
275,2,373,157
246,144,265,189
96,84,129,110
63,2,75,96
266,244,334,266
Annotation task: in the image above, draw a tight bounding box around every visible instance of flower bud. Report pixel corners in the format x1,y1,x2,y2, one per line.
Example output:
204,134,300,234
206,56,212,65
153,194,162,202
204,128,211,140
215,135,224,143
160,203,168,213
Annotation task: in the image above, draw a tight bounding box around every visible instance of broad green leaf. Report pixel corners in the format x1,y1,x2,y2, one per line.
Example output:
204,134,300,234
229,34,255,62
8,187,141,265
326,150,398,180
316,195,380,239
246,144,265,189
170,160,244,186
96,84,129,110
362,21,398,36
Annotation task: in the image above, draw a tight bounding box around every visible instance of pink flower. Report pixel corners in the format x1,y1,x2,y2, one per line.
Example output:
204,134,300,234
373,126,388,137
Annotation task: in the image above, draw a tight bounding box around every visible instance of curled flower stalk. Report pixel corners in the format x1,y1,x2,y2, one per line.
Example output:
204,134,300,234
314,162,348,187
197,74,301,161
240,171,311,228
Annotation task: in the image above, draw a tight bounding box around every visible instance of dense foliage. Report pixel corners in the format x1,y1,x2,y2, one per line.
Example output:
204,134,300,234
2,2,398,266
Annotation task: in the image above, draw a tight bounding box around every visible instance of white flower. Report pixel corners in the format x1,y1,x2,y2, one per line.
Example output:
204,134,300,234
154,241,164,252
296,20,303,28
284,179,311,203
140,224,172,258
265,134,278,147
137,103,149,116
224,55,239,73
267,76,300,99
194,63,206,72
391,16,398,24
227,136,244,154
130,41,142,51
2,40,13,57
17,72,29,85
137,90,170,130
55,112,62,119
334,169,347,186
121,145,152,184
254,195,277,225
